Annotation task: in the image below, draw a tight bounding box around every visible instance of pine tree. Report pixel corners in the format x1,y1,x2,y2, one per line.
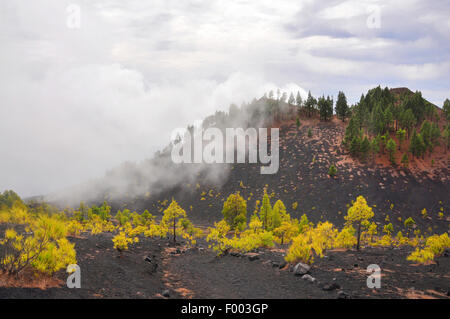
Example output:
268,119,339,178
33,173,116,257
349,136,361,157
222,192,247,230
401,153,409,167
430,122,441,150
386,138,397,165
396,129,406,150
328,164,337,177
259,190,272,231
296,91,303,110
384,105,394,132
444,98,450,122
162,199,187,243
298,214,311,233
271,200,287,230
304,91,317,118
420,120,432,154
417,133,426,158
443,124,450,153
380,134,387,154
344,196,374,251
288,92,295,105
410,130,426,158
400,108,416,138
409,129,420,157
408,91,426,122
370,136,380,163
360,136,370,161
344,117,359,146
318,95,333,121
335,91,349,122
372,103,386,135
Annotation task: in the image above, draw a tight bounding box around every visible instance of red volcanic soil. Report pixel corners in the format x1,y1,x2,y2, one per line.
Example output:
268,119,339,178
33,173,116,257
0,233,448,299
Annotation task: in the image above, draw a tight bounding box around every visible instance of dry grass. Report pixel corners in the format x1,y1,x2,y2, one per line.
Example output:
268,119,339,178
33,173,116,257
0,270,63,290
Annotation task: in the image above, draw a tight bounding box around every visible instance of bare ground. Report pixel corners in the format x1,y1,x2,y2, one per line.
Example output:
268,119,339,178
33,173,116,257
0,233,448,299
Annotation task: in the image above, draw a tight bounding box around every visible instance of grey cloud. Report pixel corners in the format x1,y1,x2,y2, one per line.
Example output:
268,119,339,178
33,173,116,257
0,0,449,198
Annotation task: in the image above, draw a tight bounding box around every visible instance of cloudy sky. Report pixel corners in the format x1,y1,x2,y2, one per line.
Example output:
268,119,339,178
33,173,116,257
0,0,449,197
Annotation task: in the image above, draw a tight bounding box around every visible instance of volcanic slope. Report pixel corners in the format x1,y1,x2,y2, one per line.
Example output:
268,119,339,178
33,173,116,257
113,117,449,234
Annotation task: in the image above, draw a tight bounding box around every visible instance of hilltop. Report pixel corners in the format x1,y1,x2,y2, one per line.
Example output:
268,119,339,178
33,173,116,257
53,86,448,234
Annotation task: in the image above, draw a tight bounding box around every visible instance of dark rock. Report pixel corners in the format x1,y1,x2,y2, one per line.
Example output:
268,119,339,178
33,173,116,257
279,261,287,269
337,290,349,299
294,262,311,276
162,290,170,298
323,283,340,291
271,261,280,268
144,256,152,263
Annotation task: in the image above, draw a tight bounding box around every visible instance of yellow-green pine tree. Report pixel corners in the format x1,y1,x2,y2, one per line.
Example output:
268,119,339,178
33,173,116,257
344,196,374,251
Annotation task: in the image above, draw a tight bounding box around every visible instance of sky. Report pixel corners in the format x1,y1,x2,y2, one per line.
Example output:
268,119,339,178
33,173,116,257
0,0,449,197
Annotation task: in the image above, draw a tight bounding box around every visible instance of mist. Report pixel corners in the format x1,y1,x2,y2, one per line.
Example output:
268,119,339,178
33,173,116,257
0,0,449,199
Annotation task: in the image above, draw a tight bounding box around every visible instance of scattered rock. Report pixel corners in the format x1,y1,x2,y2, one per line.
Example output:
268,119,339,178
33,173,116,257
294,262,311,276
337,290,349,299
162,290,170,298
246,253,260,261
279,261,287,269
271,261,280,268
144,256,153,263
322,283,340,291
302,274,316,283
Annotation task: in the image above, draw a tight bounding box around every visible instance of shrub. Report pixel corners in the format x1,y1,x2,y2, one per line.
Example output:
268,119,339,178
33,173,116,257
407,233,450,264
206,220,231,255
285,221,337,264
404,217,416,236
0,215,76,275
112,231,136,253
328,165,337,177
334,226,357,249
